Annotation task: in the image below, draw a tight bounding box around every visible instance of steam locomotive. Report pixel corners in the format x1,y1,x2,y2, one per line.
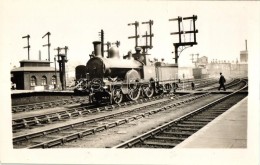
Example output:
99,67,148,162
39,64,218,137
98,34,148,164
79,41,179,104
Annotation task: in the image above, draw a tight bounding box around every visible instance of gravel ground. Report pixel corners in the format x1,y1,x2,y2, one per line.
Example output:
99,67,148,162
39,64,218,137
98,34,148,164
54,94,226,148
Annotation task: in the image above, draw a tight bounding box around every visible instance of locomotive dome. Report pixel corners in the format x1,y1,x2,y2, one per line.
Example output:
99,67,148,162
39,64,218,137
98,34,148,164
108,46,120,58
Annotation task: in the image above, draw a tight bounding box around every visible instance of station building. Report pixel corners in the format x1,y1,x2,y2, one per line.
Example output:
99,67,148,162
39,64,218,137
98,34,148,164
11,60,60,90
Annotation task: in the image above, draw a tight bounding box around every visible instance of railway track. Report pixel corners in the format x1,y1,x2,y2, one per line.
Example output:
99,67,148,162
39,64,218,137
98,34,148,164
113,80,248,148
12,96,89,113
12,93,185,131
13,92,211,149
177,78,217,90
207,78,244,91
12,78,223,132
11,78,217,114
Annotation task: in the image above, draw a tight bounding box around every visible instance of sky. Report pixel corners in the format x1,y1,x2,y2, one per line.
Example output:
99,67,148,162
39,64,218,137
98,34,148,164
1,0,260,72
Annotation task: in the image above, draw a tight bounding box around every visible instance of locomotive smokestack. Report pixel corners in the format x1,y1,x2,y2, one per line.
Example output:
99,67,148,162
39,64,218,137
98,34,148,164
93,41,102,57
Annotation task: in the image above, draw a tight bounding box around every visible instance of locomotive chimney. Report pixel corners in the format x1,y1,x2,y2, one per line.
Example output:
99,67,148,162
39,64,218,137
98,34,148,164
93,41,102,57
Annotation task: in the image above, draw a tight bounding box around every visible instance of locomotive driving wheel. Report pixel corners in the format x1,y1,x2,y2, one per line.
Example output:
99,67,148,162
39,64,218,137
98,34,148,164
126,83,141,101
112,88,123,104
143,83,154,98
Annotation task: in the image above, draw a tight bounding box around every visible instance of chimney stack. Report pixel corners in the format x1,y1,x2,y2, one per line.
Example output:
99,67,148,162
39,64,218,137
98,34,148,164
39,50,41,60
245,40,247,51
93,41,102,57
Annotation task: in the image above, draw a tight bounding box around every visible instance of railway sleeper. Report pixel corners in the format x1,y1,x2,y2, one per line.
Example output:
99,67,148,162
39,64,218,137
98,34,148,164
30,136,56,144
106,122,117,128
142,140,177,148
164,130,194,136
153,135,186,141
163,130,193,137
148,137,182,144
13,136,29,144
13,124,26,130
180,121,209,125
187,118,213,122
73,128,87,132
208,108,229,112
124,139,143,148
132,144,167,148
176,123,205,128
198,112,224,115
95,125,107,132
46,134,64,139
59,130,81,136
63,134,80,142
168,127,199,132
191,116,218,120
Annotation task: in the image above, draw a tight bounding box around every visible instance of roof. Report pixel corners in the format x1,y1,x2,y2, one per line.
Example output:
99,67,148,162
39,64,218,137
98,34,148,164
199,56,208,59
11,67,58,72
20,60,52,63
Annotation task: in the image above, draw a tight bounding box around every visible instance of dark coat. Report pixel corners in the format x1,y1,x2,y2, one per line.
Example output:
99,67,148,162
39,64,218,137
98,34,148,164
219,75,226,84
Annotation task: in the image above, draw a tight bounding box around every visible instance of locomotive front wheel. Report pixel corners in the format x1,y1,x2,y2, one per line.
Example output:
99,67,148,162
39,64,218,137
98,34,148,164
143,85,154,98
112,88,123,104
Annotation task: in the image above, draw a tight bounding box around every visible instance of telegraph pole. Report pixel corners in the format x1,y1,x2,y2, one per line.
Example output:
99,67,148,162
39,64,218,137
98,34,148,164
99,29,104,57
42,32,51,61
169,15,198,64
128,20,154,53
22,35,30,60
112,41,120,47
190,53,199,67
55,46,68,90
104,41,111,57
141,20,154,51
128,21,140,49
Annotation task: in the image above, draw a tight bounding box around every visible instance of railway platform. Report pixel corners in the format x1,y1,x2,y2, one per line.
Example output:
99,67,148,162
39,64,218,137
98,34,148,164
11,90,74,94
176,96,247,148
11,90,77,106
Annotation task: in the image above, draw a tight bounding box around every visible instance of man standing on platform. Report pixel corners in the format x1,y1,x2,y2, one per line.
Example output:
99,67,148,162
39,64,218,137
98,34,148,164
218,72,226,91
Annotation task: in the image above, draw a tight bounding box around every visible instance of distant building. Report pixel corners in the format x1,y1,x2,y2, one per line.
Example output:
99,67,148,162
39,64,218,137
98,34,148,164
240,50,248,63
197,56,208,68
11,60,60,90
207,62,231,76
240,40,248,63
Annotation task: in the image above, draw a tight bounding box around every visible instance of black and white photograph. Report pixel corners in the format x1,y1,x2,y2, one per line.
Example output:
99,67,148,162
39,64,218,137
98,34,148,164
0,0,259,164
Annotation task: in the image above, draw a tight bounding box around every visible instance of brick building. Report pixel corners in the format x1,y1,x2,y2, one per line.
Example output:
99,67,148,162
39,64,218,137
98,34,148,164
11,60,60,90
